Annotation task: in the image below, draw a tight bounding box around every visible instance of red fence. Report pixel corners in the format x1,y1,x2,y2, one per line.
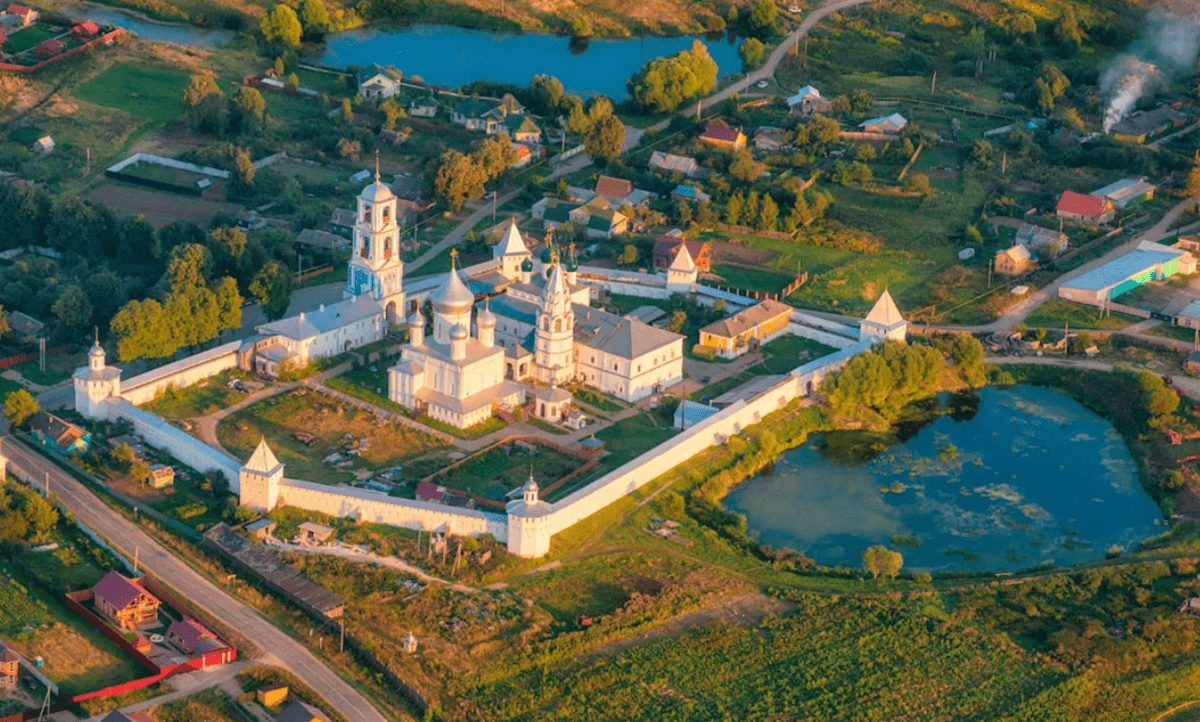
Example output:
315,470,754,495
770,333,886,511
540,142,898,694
0,29,124,73
0,346,67,371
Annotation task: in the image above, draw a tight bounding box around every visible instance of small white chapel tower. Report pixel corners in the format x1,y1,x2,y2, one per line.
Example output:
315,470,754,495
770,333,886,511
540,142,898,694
666,241,698,294
859,289,907,343
493,219,532,282
239,438,284,511
505,471,553,558
347,155,406,324
73,333,121,420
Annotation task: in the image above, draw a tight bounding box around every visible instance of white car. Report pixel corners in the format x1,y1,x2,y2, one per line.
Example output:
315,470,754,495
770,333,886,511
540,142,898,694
756,80,769,88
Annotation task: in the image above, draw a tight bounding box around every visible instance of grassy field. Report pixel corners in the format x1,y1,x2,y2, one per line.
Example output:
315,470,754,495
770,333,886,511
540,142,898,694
1023,298,1139,331
3,24,64,54
217,388,447,484
152,688,241,722
428,443,586,501
592,411,677,470
74,63,193,125
710,264,795,294
754,334,836,375
141,370,249,418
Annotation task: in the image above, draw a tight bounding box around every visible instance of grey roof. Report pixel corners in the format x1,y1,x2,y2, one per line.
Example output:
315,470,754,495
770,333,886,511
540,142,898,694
674,399,720,426
258,296,382,341
411,95,438,108
1110,106,1179,137
7,311,42,336
1015,223,1066,248
329,208,356,227
532,386,572,403
1061,243,1185,292
624,306,668,324
1092,177,1156,205
1178,299,1200,320
295,228,349,250
573,304,683,359
275,700,323,722
246,519,277,532
357,63,402,84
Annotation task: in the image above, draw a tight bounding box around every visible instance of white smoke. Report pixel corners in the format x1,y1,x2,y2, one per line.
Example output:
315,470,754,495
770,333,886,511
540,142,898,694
1101,9,1200,133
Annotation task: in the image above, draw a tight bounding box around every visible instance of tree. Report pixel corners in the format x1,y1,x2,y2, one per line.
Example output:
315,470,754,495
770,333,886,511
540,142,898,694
250,262,292,320
300,0,330,37
1010,13,1037,38
903,173,931,195
970,140,995,168
208,226,247,269
261,3,302,48
747,0,777,38
849,89,871,115
130,458,152,486
570,15,592,38
3,390,38,429
229,87,267,134
725,193,743,224
739,37,766,70
620,244,639,265
286,72,300,90
863,545,903,579
380,97,405,130
165,243,213,293
854,143,877,162
964,224,983,245
20,491,57,541
530,75,564,115
666,310,688,333
52,284,92,330
1186,163,1200,198
341,97,354,125
0,306,9,336
950,334,984,372
585,114,625,162
471,135,518,178
729,149,765,182
182,74,223,133
1054,8,1082,51
434,150,487,211
628,40,718,113
757,193,778,231
338,137,363,160
214,276,243,331
235,147,255,190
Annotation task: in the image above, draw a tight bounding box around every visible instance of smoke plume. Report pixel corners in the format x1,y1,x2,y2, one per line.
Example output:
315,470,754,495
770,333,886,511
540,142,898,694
1101,9,1200,133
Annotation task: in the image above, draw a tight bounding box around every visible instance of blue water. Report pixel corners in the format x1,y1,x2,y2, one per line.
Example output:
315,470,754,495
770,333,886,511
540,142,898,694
318,25,744,97
58,2,235,47
724,386,1165,572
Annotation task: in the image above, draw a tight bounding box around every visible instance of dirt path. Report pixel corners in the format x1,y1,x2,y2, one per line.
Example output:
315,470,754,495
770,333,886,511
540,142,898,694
590,593,795,658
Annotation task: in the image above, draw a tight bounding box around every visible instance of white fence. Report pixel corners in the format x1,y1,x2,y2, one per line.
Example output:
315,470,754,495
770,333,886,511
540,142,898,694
106,152,231,180
120,342,241,406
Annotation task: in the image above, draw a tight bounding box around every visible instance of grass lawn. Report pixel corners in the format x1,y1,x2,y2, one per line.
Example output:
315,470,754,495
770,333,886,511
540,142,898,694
217,388,446,484
1023,298,1139,331
121,161,210,188
689,371,755,401
710,264,795,294
566,385,625,413
592,411,677,470
755,334,837,375
417,414,507,440
3,24,63,54
428,443,586,501
13,349,87,387
0,376,23,399
152,688,241,722
74,63,193,125
141,369,249,418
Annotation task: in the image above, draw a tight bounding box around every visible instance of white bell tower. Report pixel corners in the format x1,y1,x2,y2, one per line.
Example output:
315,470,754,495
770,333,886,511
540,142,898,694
347,154,406,324
534,261,575,385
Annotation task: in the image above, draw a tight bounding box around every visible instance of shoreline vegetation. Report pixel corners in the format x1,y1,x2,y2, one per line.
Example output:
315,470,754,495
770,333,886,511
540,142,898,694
65,0,747,40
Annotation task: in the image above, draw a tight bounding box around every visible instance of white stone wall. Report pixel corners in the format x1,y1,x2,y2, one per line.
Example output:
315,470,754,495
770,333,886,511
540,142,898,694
105,399,243,485
280,479,507,538
121,342,241,406
786,323,859,350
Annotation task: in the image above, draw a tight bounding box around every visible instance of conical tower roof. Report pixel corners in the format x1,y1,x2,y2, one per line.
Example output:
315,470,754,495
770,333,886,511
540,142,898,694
865,289,904,327
669,241,697,273
542,262,569,310
245,438,282,474
432,254,475,312
496,219,528,256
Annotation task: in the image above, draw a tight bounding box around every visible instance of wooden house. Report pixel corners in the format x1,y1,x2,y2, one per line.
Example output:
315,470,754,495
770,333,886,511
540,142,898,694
92,571,160,631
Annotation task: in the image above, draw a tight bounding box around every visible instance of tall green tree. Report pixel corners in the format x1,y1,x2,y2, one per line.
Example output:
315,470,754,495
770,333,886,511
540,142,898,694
229,87,267,134
250,262,292,320
261,3,303,48
863,546,903,579
757,193,778,231
182,74,224,133
2,390,38,429
628,40,718,113
530,74,564,115
434,150,488,211
300,0,330,37
747,0,777,38
585,114,625,162
739,37,766,70
51,284,92,331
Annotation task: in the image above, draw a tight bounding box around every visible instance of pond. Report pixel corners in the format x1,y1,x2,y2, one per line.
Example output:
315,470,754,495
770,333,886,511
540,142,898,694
57,2,235,47
724,385,1165,573
317,25,744,98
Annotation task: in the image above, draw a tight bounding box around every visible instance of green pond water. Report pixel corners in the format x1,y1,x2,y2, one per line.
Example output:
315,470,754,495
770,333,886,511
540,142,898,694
724,385,1165,572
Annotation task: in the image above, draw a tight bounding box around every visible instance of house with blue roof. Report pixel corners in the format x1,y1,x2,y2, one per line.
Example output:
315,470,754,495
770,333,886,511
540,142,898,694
1058,241,1196,306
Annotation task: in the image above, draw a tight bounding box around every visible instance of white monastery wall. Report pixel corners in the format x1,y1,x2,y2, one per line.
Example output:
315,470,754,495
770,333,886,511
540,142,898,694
280,479,508,538
121,342,241,406
786,323,859,350
106,399,243,483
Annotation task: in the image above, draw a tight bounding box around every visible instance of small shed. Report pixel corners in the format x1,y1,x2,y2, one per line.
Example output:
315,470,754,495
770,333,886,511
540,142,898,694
402,632,418,653
148,464,174,489
32,136,54,156
531,386,573,422
246,518,277,539
257,682,289,708
297,521,334,543
958,248,975,260
1186,351,1200,377
349,169,371,184
579,436,605,455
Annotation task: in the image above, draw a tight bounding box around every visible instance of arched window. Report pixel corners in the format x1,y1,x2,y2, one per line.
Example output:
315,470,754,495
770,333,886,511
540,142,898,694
554,319,562,332
361,238,370,259
542,318,549,331
384,236,392,258
383,207,391,223
363,205,372,223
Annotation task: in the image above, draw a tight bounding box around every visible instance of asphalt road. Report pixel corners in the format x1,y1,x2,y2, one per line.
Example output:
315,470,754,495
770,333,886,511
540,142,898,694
0,434,392,722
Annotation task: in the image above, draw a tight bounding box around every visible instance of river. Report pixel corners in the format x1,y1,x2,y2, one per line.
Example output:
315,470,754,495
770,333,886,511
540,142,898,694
724,386,1165,573
55,3,743,98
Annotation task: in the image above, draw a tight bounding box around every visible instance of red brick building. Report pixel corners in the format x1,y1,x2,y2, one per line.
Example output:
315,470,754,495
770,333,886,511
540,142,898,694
653,235,712,272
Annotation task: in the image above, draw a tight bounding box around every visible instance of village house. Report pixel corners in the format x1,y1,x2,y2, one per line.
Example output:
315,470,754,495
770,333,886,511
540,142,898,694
327,207,356,237
297,521,335,543
652,234,712,272
32,136,54,156
594,175,653,207
1092,178,1157,209
698,299,793,359
753,126,788,151
670,184,711,203
502,113,542,143
236,210,267,231
511,143,533,168
859,113,908,135
2,4,37,26
648,150,702,178
450,98,502,133
166,619,225,655
33,38,64,59
1015,222,1069,257
787,85,832,116
1110,106,1184,144
357,64,403,101
148,464,174,489
409,95,438,117
699,121,746,151
92,571,161,631
295,228,350,253
31,412,90,455
257,683,290,708
0,643,17,688
1056,190,1115,225
7,310,43,341
537,196,629,239
71,20,100,39
994,244,1035,276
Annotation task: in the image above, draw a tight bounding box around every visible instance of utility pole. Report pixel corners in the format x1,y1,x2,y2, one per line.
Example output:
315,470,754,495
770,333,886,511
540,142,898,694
340,620,345,652
931,71,937,94
1001,152,1007,175
987,258,992,288
133,546,139,574
44,472,49,497
38,337,45,373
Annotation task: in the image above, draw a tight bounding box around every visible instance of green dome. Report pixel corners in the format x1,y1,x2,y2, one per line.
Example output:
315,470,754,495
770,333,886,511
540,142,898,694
521,258,534,272
540,245,554,262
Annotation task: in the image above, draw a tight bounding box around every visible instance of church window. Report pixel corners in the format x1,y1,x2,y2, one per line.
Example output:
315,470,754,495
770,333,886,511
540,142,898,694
361,238,370,259
363,205,372,223
384,236,393,258
383,207,391,223
554,319,562,333
637,365,641,373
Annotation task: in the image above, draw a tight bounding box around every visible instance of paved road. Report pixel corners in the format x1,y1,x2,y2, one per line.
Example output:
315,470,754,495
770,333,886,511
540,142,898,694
0,435,392,722
648,0,878,133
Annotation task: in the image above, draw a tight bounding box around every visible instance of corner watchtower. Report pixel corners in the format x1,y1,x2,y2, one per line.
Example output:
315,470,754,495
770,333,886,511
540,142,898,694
239,438,284,512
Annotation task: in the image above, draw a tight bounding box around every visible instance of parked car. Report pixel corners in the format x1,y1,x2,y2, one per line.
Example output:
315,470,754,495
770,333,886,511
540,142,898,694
700,375,712,384
756,80,769,88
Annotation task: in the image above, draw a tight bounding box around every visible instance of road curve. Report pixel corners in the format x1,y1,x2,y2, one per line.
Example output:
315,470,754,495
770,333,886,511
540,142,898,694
649,0,878,133
0,435,393,722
